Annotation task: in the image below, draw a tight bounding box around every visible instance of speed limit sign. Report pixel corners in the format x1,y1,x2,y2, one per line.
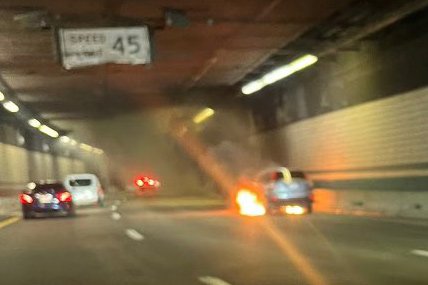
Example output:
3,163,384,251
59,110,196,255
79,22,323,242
58,26,151,69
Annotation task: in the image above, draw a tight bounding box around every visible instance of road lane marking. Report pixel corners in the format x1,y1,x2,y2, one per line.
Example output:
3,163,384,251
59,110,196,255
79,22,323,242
198,276,232,285
0,216,20,230
111,212,121,220
125,229,144,241
111,205,118,211
411,249,428,257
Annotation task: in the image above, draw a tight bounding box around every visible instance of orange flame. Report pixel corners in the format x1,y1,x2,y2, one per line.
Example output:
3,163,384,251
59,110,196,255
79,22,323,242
236,189,266,216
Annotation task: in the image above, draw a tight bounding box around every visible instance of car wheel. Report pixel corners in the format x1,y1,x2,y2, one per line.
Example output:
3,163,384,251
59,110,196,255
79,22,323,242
306,202,313,214
23,211,33,219
98,198,105,207
67,208,76,217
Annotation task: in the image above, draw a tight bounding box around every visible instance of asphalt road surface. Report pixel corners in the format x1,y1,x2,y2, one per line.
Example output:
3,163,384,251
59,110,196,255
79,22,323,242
0,194,428,285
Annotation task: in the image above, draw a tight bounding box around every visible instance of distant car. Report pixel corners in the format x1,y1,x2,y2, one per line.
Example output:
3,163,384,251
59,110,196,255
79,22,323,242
64,174,104,206
134,176,160,193
256,167,313,214
20,182,75,219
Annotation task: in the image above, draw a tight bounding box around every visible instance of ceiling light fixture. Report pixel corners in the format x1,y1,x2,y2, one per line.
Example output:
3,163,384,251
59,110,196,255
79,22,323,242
0,91,4,101
59,136,71,143
28,118,41,128
39,125,59,138
241,54,318,95
93,148,104,155
3,101,20,112
80,143,93,152
193,108,215,124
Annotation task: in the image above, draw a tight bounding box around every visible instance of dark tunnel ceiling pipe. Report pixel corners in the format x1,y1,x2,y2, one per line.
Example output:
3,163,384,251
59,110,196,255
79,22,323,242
320,0,428,57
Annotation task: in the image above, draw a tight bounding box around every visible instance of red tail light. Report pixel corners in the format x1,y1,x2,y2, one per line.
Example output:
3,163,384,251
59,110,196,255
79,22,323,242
20,194,33,204
135,179,145,187
57,191,72,202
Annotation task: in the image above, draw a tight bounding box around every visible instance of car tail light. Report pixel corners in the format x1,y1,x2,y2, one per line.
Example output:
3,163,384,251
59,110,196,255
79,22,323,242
270,195,278,202
20,194,33,204
135,179,145,187
57,191,72,202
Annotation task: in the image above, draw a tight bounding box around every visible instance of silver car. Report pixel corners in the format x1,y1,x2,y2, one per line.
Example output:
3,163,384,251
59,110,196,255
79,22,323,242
256,167,313,214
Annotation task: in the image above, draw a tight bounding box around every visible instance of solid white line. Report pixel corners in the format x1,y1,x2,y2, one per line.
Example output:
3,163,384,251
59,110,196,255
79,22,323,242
411,249,428,257
111,212,121,220
198,276,232,285
111,205,118,211
125,229,144,241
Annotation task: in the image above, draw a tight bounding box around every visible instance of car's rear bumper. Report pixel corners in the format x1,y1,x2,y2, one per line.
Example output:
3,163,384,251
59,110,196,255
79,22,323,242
268,197,312,206
22,202,73,213
73,197,99,206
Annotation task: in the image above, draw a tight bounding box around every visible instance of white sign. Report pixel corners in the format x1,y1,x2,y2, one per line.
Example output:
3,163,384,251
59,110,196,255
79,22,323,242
58,26,151,69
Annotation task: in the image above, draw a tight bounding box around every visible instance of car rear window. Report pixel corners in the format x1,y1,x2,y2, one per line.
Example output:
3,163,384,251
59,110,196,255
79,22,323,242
290,171,306,179
69,179,92,187
34,184,65,193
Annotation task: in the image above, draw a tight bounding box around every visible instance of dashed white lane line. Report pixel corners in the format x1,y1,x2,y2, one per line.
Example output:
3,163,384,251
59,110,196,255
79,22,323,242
125,229,144,241
198,276,232,285
111,205,118,211
111,212,121,220
411,249,428,258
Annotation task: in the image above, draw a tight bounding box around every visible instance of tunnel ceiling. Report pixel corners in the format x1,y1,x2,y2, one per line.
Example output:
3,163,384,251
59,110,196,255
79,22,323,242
0,0,359,121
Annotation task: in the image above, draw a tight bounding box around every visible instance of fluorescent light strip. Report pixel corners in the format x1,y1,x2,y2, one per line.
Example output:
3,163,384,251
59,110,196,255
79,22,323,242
39,125,59,138
3,101,19,113
0,91,4,101
93,148,104,155
80,143,93,152
241,54,318,95
28,118,41,128
59,136,71,143
193,108,215,124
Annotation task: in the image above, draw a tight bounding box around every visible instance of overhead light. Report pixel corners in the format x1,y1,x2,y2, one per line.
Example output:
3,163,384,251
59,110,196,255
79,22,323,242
0,91,4,101
193,108,215,124
59,136,71,143
241,54,318,95
93,148,104,155
241,80,265,95
3,101,19,112
80,143,93,152
28,118,41,128
39,125,59,138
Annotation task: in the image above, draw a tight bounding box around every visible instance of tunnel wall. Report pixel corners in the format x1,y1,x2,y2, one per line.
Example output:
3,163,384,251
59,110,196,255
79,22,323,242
248,86,428,218
0,142,101,215
55,108,220,197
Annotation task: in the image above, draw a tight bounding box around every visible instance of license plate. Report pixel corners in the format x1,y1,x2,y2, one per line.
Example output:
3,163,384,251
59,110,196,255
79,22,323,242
38,194,53,204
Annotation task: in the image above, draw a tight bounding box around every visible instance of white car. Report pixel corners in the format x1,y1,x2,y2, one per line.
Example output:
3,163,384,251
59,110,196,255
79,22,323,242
64,174,104,206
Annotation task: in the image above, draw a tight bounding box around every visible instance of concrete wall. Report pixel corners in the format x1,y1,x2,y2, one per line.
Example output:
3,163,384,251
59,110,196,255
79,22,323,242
0,142,100,215
249,86,428,218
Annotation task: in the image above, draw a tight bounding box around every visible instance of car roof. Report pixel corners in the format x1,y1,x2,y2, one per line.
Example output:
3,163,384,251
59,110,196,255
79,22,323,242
31,180,63,185
25,181,64,192
65,173,98,180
